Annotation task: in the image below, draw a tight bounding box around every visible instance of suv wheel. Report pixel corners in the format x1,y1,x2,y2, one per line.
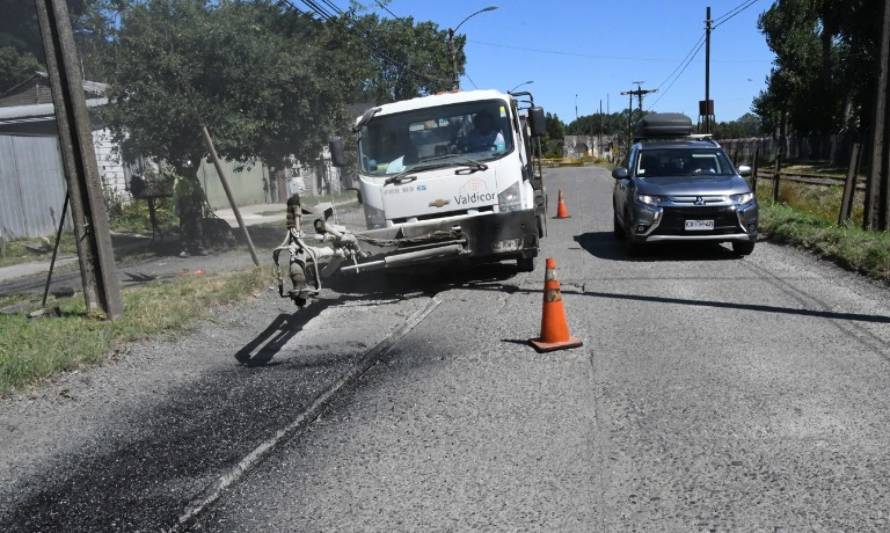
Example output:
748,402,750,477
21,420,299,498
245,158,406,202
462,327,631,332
624,215,643,257
612,210,623,238
732,241,755,256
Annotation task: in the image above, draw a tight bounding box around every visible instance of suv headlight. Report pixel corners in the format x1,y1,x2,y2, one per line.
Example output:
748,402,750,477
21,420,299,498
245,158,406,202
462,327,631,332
635,194,662,206
731,192,755,205
498,181,523,212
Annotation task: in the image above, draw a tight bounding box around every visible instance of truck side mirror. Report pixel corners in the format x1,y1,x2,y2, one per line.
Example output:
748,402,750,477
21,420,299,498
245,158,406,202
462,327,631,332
329,137,347,167
528,106,547,138
611,167,629,179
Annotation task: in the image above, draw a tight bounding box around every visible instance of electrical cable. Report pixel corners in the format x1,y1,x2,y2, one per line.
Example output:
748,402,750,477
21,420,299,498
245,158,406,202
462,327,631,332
713,0,762,29
282,0,452,84
653,32,705,92
649,38,705,109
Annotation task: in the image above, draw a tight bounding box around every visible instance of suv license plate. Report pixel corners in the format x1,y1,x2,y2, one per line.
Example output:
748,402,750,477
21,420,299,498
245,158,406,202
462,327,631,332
685,219,715,231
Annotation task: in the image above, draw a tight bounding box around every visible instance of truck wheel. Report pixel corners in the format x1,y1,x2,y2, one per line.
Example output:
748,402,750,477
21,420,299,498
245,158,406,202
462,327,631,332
732,241,755,256
517,256,536,272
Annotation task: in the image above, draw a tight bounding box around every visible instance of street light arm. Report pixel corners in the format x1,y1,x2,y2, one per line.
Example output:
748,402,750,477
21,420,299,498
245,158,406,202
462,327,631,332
453,6,498,33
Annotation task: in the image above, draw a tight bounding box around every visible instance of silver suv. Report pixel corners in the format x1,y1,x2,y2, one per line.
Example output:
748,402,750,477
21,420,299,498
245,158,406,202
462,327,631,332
611,116,758,256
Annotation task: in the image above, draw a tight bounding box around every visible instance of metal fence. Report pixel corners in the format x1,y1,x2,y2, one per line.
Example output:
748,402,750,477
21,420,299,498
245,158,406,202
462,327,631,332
719,134,858,166
0,134,69,240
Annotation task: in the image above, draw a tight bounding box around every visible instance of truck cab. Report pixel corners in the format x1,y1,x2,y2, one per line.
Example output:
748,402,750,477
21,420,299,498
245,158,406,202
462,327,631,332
336,89,548,271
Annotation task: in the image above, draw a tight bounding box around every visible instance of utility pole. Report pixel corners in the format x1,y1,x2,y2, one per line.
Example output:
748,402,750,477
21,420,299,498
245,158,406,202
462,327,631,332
575,94,579,121
866,0,890,231
621,83,657,153
34,0,122,319
598,99,603,158
701,6,715,133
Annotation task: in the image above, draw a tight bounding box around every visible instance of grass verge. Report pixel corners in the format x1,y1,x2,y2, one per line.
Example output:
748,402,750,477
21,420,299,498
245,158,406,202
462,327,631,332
0,267,268,395
758,203,890,283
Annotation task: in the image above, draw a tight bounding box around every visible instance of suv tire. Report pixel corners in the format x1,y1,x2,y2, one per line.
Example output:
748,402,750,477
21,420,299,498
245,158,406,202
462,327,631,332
612,210,623,238
732,241,755,256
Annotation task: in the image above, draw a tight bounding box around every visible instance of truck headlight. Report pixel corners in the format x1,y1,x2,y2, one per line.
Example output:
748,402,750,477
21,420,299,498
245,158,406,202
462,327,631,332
498,181,523,212
731,192,755,205
635,194,662,206
364,204,386,229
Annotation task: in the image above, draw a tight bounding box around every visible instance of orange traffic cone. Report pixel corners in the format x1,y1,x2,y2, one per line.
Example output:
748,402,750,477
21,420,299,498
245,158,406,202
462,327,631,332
529,258,583,353
555,190,571,219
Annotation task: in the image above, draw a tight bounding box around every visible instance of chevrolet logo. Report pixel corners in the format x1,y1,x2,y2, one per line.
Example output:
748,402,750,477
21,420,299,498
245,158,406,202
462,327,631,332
429,198,450,208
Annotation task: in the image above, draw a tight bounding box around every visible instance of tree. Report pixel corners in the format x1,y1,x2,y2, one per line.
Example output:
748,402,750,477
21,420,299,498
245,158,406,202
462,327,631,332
0,47,41,93
713,113,763,139
753,0,884,137
103,1,343,179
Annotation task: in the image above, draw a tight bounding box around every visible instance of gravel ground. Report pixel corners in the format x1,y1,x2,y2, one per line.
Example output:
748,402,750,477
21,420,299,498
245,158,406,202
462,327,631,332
3,168,890,531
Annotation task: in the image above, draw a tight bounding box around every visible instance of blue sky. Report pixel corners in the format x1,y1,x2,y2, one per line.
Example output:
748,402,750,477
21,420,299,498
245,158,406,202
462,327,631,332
369,0,776,123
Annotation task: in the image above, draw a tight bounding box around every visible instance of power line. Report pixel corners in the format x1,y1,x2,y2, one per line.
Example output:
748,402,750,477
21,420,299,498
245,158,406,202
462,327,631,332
649,38,705,109
653,32,705,92
466,38,768,63
713,0,762,29
281,0,452,85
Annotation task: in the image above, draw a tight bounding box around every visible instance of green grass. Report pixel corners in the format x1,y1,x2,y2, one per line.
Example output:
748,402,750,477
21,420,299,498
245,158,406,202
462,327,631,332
758,203,890,282
108,197,178,235
0,267,269,395
0,233,79,269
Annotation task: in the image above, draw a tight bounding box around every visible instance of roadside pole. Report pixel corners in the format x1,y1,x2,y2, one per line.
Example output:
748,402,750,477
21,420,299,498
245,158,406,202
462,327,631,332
703,6,713,133
866,0,890,230
839,143,862,226
34,0,122,319
200,125,260,267
750,141,760,195
772,149,783,204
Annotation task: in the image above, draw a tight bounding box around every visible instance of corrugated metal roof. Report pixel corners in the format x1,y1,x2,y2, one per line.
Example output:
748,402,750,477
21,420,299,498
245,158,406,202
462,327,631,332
0,97,108,122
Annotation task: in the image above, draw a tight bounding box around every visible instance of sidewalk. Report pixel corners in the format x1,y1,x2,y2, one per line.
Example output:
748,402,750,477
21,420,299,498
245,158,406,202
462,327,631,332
0,256,78,284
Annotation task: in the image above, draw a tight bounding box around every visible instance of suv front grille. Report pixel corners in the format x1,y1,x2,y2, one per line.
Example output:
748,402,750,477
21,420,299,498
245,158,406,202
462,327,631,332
654,206,741,235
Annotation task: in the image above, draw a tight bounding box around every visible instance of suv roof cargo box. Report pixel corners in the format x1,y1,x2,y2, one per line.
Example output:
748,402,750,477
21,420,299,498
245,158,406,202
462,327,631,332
635,113,693,139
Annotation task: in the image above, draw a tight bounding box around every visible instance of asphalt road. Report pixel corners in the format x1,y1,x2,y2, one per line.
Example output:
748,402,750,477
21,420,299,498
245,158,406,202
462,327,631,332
3,166,890,531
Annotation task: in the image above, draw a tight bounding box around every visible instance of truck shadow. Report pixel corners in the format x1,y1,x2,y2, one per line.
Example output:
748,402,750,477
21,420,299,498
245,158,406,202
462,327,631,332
234,261,521,368
574,231,739,262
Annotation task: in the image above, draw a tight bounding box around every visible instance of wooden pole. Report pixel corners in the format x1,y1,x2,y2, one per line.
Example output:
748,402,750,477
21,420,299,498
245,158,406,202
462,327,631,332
35,0,122,319
867,0,890,230
772,149,783,203
750,141,760,195
838,143,862,226
200,125,260,267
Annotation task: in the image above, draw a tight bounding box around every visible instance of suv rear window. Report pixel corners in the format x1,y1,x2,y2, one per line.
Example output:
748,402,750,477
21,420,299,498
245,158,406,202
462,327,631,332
637,149,733,178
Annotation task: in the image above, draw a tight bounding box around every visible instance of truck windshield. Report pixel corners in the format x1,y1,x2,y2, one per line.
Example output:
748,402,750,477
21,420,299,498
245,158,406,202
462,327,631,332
637,149,734,178
358,99,514,176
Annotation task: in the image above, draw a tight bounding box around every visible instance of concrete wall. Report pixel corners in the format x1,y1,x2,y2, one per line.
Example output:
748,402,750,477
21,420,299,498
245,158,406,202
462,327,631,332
199,158,271,210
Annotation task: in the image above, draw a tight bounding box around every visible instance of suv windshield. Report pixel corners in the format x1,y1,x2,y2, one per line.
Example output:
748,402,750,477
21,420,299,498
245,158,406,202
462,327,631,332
637,148,734,178
358,99,514,176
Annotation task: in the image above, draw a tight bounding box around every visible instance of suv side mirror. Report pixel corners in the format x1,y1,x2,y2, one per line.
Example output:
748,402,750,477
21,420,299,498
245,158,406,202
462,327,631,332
737,164,752,177
528,106,547,138
329,137,347,167
611,167,629,179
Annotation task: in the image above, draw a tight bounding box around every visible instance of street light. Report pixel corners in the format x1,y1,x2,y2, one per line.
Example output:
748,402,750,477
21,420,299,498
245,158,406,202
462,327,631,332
448,6,498,90
509,80,534,93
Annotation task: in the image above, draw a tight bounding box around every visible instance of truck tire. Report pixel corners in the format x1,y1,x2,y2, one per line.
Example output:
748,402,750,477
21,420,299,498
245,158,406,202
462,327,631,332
517,256,536,272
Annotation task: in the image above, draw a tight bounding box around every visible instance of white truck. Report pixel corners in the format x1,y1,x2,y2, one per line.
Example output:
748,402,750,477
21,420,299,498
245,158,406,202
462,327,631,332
272,90,550,307
330,89,549,272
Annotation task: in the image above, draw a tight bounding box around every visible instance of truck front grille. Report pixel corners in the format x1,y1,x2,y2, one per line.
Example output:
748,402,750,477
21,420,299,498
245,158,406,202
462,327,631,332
392,205,494,225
